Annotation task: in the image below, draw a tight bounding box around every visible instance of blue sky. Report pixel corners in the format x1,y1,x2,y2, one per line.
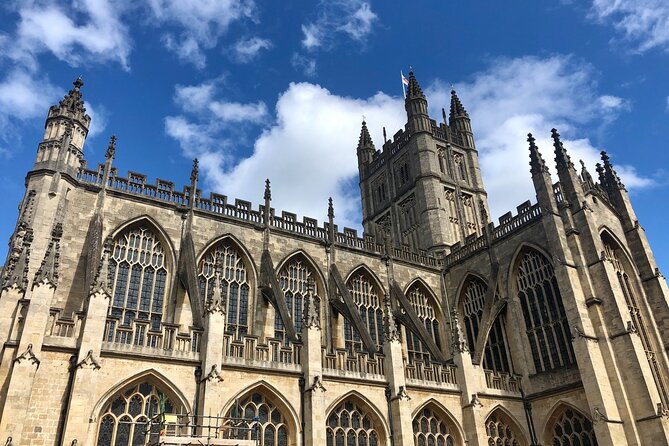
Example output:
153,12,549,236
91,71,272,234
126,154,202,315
0,0,668,272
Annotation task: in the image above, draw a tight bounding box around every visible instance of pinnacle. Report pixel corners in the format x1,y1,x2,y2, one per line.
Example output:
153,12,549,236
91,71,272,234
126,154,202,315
105,135,117,160
58,77,87,116
406,70,425,100
600,151,625,190
528,133,549,175
357,120,375,150
551,128,574,171
449,89,468,123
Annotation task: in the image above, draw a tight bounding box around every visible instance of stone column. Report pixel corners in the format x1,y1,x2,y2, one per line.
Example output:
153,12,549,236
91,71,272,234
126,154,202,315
302,283,326,446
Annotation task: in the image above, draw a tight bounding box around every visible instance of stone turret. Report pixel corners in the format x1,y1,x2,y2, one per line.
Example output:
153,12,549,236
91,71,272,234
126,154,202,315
357,120,376,166
404,70,431,133
449,89,473,147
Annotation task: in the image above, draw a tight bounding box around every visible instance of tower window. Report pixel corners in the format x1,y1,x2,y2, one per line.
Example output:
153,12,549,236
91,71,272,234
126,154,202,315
397,163,410,186
453,153,467,182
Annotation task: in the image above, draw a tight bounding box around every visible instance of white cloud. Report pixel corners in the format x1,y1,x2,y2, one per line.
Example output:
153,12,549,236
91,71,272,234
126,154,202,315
231,37,272,63
291,54,318,77
7,0,132,69
590,0,669,52
301,1,378,51
147,0,256,67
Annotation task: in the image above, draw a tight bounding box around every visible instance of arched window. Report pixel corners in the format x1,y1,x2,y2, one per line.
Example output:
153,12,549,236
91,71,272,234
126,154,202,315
327,399,382,446
275,256,320,345
516,250,574,373
485,410,524,446
461,278,511,373
548,407,597,446
96,381,183,446
198,240,251,339
412,405,459,446
602,234,669,407
108,225,168,341
405,282,441,364
225,391,289,446
344,270,383,355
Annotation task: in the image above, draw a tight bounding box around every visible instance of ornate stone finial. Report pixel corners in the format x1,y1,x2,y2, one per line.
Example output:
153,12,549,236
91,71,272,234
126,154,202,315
90,236,113,298
1,222,33,292
406,70,425,100
357,120,375,151
579,160,594,187
527,133,549,175
33,222,63,288
105,135,117,160
450,308,469,354
449,88,469,122
264,179,271,202
303,279,320,329
327,197,334,221
13,343,40,368
478,199,489,224
595,162,606,187
383,294,400,343
600,151,625,190
551,128,574,171
59,79,87,115
190,158,199,184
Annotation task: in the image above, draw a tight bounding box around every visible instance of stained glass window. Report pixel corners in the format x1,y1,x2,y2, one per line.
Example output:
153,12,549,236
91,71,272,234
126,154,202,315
275,257,319,345
327,399,382,446
198,241,250,339
109,225,168,339
344,271,383,355
405,283,440,364
486,411,522,446
550,407,598,446
516,250,574,373
225,392,289,446
412,406,457,446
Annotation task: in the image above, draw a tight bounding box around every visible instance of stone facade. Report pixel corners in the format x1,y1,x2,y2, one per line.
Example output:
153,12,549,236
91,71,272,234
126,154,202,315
0,74,668,446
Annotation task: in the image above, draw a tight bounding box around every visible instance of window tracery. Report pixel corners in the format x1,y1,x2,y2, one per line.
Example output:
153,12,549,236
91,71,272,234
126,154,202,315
405,283,440,364
96,381,181,446
225,392,289,446
486,412,522,446
412,406,457,446
461,278,511,373
198,241,250,339
516,250,574,373
549,407,597,446
108,225,168,339
275,257,319,345
326,399,381,446
344,271,383,355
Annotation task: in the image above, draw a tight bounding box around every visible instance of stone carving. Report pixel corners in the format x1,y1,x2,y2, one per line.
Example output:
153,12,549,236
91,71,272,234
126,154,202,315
90,236,113,298
201,364,224,383
657,403,669,418
1,222,33,292
592,407,607,425
450,308,469,354
307,375,326,393
34,222,63,288
76,350,101,370
105,136,116,160
571,325,598,343
14,344,40,368
394,386,411,401
303,280,320,330
470,393,483,408
383,294,400,343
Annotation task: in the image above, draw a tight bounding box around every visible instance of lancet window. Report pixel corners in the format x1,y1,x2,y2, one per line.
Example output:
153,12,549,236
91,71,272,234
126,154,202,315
603,235,669,407
461,278,511,373
96,381,181,446
326,399,381,446
344,271,383,355
226,392,289,446
198,241,250,339
412,406,457,446
405,283,441,364
516,250,574,373
108,225,168,340
444,188,460,242
549,407,597,446
486,411,522,446
275,257,319,345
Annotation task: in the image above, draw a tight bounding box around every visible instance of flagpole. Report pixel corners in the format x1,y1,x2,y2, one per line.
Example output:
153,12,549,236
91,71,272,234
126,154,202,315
401,70,406,99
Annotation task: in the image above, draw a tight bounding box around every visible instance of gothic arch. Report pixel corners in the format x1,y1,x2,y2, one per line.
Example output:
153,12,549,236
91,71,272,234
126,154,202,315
484,405,529,446
599,227,641,276
344,264,387,296
507,242,553,296
403,278,443,316
540,401,597,446
220,380,300,439
196,233,259,281
411,399,465,445
108,215,176,272
325,390,390,441
453,271,489,311
275,249,327,290
90,368,191,423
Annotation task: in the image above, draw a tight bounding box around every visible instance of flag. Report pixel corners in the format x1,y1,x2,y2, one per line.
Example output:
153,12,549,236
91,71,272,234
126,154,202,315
401,71,408,98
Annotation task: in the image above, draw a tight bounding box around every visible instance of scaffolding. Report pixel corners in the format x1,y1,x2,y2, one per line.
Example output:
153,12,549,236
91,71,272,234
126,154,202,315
145,413,259,446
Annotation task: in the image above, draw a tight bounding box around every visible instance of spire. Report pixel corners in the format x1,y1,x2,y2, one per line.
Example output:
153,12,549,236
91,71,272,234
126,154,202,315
449,88,469,123
405,70,425,100
33,223,63,288
105,135,117,161
328,197,334,220
190,158,199,184
264,178,272,203
601,151,625,190
59,77,87,116
528,133,549,176
357,120,375,151
551,128,574,171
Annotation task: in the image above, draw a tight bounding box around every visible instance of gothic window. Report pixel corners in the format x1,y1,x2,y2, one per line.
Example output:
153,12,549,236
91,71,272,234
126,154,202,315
95,381,182,446
412,406,458,446
108,225,168,339
326,399,382,446
373,177,387,205
453,153,467,182
405,283,441,364
226,392,289,446
438,151,446,174
549,407,597,446
275,257,320,345
461,194,477,236
602,234,669,407
399,195,419,249
397,162,411,186
344,271,383,355
198,240,251,339
486,410,523,446
516,250,574,373
461,278,511,373
444,188,460,242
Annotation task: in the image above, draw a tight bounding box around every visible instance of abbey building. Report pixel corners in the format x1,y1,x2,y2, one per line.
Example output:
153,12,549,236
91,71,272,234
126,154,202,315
1,72,668,446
